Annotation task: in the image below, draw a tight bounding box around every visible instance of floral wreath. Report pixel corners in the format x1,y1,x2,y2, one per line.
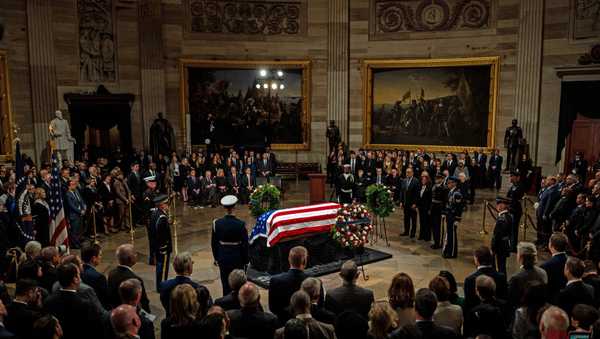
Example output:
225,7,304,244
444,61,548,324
331,203,373,249
365,184,395,218
249,183,281,218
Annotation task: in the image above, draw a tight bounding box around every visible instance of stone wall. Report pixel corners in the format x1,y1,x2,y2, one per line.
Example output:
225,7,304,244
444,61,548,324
0,0,591,174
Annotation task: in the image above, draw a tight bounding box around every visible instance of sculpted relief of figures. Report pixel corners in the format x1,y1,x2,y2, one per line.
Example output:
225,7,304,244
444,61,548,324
372,0,493,39
187,0,304,36
78,0,116,82
572,0,600,40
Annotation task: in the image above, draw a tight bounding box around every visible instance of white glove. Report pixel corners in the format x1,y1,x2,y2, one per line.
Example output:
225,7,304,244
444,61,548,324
534,202,539,210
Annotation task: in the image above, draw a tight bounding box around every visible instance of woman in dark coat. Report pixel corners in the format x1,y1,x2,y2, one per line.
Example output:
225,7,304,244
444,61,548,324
417,173,432,241
32,188,50,246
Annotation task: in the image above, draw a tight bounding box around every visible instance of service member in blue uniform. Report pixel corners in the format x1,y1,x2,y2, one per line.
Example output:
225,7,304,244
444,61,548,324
442,176,464,258
430,173,448,249
211,195,249,296
150,194,172,291
143,175,158,265
492,197,513,275
507,171,525,252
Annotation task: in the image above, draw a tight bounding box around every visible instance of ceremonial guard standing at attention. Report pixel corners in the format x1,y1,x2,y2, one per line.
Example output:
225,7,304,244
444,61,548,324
211,195,249,296
151,194,173,291
337,164,355,204
492,197,513,275
143,175,158,264
430,173,448,249
507,172,525,252
442,177,464,258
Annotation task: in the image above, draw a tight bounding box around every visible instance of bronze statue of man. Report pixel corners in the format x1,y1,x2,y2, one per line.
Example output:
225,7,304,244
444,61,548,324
326,120,341,153
149,112,176,158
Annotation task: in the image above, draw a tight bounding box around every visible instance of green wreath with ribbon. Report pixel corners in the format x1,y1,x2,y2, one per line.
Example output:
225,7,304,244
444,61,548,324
365,184,395,218
249,183,281,218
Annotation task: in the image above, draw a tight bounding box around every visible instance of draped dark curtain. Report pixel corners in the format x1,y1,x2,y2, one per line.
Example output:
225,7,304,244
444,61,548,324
64,93,135,159
556,81,600,163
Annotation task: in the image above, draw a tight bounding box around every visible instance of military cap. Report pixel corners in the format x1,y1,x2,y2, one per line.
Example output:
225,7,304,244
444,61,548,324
220,195,238,207
153,194,169,205
143,175,156,182
495,196,512,204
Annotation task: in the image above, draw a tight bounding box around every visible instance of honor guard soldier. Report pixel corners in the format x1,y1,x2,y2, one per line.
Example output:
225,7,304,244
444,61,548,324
431,173,449,249
211,195,249,296
442,176,464,258
151,194,172,291
492,197,513,275
143,175,158,265
507,171,525,252
337,164,355,204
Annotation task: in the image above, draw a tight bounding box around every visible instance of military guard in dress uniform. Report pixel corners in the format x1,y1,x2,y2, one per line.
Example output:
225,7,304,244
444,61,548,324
492,197,513,275
211,195,249,296
151,194,173,291
337,164,355,204
143,175,158,265
431,173,448,249
507,171,525,252
442,177,464,258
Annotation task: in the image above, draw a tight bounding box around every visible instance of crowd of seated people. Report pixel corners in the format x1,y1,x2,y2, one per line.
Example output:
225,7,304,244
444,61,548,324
1,240,600,338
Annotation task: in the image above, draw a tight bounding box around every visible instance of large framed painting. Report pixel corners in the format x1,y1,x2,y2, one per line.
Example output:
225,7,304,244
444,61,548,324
180,60,311,150
363,57,499,151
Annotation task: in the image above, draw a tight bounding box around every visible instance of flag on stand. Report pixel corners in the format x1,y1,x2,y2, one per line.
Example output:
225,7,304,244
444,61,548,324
48,152,69,247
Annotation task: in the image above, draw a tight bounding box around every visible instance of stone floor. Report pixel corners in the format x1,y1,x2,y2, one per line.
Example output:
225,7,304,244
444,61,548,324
93,177,539,322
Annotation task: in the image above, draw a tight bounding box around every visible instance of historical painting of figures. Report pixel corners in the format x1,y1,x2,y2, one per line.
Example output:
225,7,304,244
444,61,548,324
363,57,499,150
181,60,310,150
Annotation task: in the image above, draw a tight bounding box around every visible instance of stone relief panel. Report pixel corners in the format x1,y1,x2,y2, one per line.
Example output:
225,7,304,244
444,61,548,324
185,0,306,38
571,0,600,40
371,0,495,39
78,0,117,83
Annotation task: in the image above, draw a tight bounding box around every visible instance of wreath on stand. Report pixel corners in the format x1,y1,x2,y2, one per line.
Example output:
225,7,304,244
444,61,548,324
249,183,281,218
331,203,373,249
365,184,395,218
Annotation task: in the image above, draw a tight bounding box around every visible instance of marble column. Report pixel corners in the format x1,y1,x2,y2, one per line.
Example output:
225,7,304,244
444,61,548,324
513,0,544,162
27,0,58,162
327,0,350,144
139,0,166,149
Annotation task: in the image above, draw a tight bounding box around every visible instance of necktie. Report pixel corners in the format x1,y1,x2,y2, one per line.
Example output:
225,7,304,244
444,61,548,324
234,176,237,186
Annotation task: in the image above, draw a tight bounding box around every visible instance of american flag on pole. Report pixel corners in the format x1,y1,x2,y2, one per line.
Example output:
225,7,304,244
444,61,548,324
250,202,341,247
49,152,69,247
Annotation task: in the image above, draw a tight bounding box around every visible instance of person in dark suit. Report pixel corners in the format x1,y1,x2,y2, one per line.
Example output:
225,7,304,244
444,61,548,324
275,290,336,339
373,167,385,185
301,277,335,324
464,275,510,339
325,260,374,320
5,279,43,339
117,279,155,339
201,170,218,207
389,288,460,339
582,260,600,307
150,194,173,291
228,282,279,339
557,256,595,316
540,233,569,300
386,168,402,204
185,168,202,206
227,166,242,198
214,269,248,311
257,153,273,178
400,168,420,238
65,178,86,249
269,246,309,323
159,252,211,316
417,173,433,241
240,166,256,205
537,176,560,246
107,244,151,312
43,263,103,339
488,149,503,190
0,299,15,339
442,153,458,175
81,243,109,309
492,197,513,276
211,195,249,296
463,246,508,313
507,242,548,309
507,172,525,252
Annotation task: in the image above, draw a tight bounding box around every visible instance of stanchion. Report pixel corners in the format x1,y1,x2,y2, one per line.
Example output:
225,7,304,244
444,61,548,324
128,193,135,245
480,201,489,235
380,217,389,247
521,198,529,241
91,208,99,245
171,194,179,255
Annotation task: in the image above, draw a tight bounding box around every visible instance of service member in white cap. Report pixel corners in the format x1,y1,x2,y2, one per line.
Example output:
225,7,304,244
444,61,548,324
211,195,249,296
150,194,172,291
143,174,158,264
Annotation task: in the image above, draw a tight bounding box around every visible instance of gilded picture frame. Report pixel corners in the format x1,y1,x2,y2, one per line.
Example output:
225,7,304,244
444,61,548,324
363,56,499,152
0,50,14,162
179,59,311,151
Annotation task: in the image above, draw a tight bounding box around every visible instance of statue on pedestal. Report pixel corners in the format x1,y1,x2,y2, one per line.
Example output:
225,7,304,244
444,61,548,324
326,120,341,153
504,118,523,171
49,110,76,162
149,112,176,158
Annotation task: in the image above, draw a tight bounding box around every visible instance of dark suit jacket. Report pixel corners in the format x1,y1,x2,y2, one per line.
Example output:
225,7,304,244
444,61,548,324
159,276,208,314
43,290,103,339
227,307,279,339
107,265,150,312
82,263,108,309
5,301,42,339
583,273,600,307
215,291,241,311
557,280,595,315
390,320,460,339
268,269,307,321
324,283,374,320
400,176,420,207
463,266,507,312
540,252,568,300
274,316,336,339
160,318,202,339
0,326,14,339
